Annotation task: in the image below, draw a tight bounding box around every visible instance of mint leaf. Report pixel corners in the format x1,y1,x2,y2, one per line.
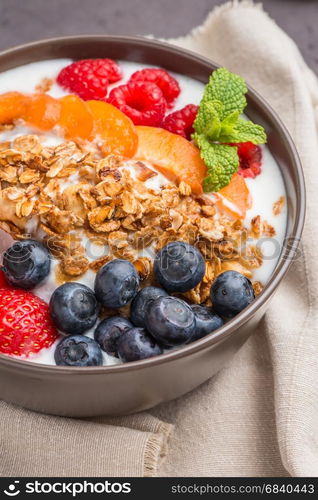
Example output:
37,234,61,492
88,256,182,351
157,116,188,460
194,101,222,137
218,111,240,139
195,133,239,192
219,119,267,144
193,67,267,192
201,67,247,120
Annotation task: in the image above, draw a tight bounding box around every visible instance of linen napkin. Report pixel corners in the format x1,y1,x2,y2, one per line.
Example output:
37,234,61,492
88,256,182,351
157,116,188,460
1,0,318,477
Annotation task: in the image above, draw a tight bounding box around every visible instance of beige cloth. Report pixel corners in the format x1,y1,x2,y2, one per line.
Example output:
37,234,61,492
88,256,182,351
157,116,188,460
1,0,318,477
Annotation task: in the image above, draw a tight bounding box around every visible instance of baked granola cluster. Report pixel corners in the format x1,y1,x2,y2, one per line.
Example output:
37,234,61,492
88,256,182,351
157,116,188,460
0,134,278,305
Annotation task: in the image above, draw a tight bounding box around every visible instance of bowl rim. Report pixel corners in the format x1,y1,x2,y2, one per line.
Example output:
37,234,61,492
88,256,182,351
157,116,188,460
0,34,306,374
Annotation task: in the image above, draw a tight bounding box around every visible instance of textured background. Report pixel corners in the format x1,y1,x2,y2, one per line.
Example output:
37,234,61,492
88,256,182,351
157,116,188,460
0,0,317,74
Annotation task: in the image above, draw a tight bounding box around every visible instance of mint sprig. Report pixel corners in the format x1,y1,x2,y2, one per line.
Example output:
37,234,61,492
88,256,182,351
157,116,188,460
193,68,267,192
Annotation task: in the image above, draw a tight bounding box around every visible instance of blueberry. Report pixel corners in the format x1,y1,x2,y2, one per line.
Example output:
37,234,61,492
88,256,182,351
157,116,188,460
145,296,196,346
2,239,50,290
117,327,162,362
49,282,100,335
154,241,205,293
54,335,103,366
211,271,255,319
94,259,139,308
94,316,133,357
130,286,168,327
190,305,224,342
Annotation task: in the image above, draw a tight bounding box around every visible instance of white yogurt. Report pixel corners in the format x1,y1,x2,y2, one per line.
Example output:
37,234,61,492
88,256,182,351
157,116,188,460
0,59,287,365
0,59,71,97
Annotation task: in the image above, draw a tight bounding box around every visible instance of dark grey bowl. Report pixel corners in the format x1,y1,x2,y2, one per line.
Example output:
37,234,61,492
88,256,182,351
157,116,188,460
0,36,305,417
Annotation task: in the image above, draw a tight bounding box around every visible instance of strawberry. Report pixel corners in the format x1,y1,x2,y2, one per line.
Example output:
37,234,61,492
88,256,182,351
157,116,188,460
57,58,122,101
0,289,59,357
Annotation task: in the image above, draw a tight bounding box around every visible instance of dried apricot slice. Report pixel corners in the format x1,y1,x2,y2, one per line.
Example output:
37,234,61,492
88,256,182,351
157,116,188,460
24,94,61,131
58,95,93,140
216,173,251,219
87,100,138,158
0,92,28,124
134,126,207,194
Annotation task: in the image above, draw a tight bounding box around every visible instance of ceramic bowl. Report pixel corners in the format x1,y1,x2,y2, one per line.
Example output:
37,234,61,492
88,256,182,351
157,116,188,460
0,36,305,416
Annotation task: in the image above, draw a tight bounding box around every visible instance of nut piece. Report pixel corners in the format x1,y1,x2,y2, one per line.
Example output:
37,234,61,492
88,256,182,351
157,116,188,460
89,255,112,272
61,255,89,277
250,215,263,238
133,257,152,281
35,77,53,93
253,281,264,296
134,161,157,182
273,196,285,216
19,168,41,184
221,260,253,279
179,181,192,196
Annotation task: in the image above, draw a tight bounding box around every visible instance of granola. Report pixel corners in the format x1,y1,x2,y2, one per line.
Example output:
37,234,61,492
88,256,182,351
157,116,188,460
273,196,285,216
0,134,274,302
35,77,53,93
250,215,276,239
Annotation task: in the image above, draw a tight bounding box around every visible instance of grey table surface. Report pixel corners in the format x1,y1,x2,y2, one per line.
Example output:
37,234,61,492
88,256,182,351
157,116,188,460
0,0,317,73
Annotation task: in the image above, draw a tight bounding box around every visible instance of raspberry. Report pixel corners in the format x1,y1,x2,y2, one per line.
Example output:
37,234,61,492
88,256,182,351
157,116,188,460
108,81,166,126
0,289,59,357
57,58,122,101
162,104,198,140
129,68,180,107
235,142,262,178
